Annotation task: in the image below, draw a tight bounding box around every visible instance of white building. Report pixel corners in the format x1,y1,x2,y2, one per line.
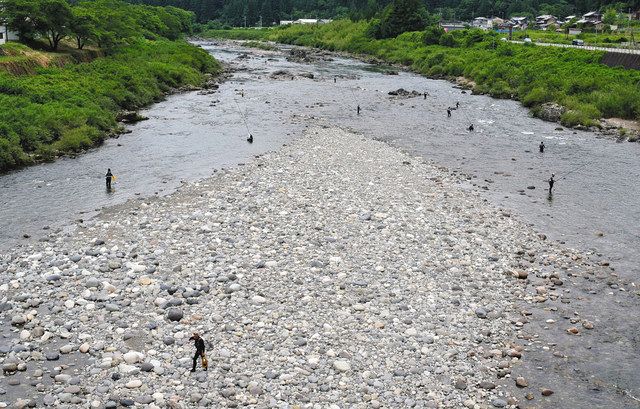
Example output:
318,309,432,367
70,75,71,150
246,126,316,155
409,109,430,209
0,25,19,45
292,19,332,25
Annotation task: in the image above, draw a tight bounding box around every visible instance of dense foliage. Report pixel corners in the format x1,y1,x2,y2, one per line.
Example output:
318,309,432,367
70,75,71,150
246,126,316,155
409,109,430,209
3,0,195,51
204,22,640,128
0,1,220,172
127,0,640,27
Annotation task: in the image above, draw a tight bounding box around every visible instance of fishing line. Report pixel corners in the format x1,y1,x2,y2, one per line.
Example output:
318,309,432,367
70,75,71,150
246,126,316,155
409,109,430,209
233,97,252,136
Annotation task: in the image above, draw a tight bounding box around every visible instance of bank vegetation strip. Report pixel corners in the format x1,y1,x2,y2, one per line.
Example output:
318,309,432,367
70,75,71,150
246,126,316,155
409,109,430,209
203,21,640,132
0,0,221,173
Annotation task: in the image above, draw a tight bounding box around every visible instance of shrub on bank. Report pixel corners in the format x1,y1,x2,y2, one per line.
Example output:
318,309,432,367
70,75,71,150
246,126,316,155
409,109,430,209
0,39,220,172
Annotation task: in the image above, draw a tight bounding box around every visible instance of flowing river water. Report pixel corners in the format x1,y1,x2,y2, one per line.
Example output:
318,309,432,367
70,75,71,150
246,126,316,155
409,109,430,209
1,41,639,407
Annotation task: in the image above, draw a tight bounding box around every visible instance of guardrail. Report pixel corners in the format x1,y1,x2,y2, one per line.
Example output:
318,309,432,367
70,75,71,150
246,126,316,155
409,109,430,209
509,40,640,55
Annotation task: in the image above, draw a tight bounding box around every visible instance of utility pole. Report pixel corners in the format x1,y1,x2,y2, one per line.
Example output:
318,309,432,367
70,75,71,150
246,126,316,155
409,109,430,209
244,15,247,28
259,15,262,28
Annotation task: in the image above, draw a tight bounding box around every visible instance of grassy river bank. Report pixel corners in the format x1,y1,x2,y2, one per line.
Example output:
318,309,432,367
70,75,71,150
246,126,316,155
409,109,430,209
202,21,640,136
0,1,221,174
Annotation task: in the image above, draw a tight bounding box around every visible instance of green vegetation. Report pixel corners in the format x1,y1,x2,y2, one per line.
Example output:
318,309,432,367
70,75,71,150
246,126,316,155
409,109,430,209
243,40,278,50
204,21,640,129
0,0,220,172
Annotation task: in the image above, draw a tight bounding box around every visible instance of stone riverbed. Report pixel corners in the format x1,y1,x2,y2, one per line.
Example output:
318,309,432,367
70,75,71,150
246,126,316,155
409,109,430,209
1,126,638,408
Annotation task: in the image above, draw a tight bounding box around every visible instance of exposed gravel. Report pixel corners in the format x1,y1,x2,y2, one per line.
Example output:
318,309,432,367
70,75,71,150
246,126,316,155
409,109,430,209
1,126,637,408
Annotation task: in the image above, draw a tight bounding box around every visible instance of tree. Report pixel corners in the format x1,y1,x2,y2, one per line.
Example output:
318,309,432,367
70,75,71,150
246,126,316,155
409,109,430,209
36,0,73,51
69,9,97,49
375,0,427,38
603,8,617,25
3,0,40,41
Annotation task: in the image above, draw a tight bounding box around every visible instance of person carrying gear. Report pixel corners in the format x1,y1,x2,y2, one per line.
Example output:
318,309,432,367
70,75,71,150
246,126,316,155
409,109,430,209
189,333,207,372
105,169,113,190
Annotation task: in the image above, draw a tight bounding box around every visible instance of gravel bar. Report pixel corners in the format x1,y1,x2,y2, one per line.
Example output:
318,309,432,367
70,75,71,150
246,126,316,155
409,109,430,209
1,127,636,408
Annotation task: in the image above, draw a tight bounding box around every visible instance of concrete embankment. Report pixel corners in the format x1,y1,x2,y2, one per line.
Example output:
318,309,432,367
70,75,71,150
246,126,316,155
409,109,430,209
0,127,637,408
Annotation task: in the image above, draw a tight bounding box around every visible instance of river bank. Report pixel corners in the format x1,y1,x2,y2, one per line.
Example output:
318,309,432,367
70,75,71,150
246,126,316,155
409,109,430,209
1,126,638,408
0,40,221,174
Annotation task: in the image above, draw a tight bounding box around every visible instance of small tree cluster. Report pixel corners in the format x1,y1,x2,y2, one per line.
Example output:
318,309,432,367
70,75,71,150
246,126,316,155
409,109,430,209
2,0,196,51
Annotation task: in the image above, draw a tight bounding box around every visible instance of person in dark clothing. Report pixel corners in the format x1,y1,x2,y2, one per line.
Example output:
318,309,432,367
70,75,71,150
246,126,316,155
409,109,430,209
189,333,206,372
424,92,427,100
334,77,337,83
468,124,474,131
539,141,545,153
357,105,361,115
247,134,254,143
447,108,451,117
548,173,555,193
105,169,113,190
456,101,460,108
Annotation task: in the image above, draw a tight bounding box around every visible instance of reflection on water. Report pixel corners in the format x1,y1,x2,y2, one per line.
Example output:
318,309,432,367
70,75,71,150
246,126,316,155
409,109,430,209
1,41,639,281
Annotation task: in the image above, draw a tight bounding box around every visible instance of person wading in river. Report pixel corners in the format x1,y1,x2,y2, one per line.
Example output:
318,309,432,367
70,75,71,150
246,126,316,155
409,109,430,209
468,124,474,132
189,333,207,372
105,169,113,190
539,141,545,153
357,105,361,115
447,108,451,118
548,173,555,193
456,101,460,108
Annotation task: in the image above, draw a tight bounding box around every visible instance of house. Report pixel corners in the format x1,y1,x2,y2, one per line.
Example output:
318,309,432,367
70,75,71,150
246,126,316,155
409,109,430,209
582,11,602,22
0,25,19,45
472,17,504,30
535,15,558,29
440,22,466,32
575,11,603,29
510,16,528,29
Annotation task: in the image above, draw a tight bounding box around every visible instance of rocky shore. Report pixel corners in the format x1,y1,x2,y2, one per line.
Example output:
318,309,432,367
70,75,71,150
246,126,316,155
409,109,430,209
1,127,638,408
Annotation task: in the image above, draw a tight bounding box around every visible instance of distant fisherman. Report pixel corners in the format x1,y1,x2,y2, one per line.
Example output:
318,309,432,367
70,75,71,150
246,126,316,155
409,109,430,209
105,169,113,190
247,134,254,143
334,77,337,83
548,173,555,193
424,92,427,100
468,124,474,132
539,141,545,153
357,105,361,115
447,108,451,118
456,101,460,108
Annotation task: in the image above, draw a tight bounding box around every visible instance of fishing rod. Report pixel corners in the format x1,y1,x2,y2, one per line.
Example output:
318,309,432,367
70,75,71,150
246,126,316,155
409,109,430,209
555,158,596,180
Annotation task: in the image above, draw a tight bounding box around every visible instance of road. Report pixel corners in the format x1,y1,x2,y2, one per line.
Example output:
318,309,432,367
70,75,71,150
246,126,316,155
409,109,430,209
509,39,640,54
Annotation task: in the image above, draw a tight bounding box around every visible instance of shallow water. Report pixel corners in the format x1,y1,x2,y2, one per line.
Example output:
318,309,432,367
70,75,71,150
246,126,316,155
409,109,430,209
2,41,639,283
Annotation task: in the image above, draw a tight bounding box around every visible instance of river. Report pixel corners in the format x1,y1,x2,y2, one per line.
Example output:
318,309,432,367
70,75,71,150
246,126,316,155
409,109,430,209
1,40,639,408
2,40,638,282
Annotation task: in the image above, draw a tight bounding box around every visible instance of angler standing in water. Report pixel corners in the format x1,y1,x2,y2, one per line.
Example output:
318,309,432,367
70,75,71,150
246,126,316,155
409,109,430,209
105,169,113,190
539,141,545,153
456,101,460,108
468,124,474,132
548,173,555,193
247,134,254,143
424,92,427,100
357,105,361,115
447,108,451,118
